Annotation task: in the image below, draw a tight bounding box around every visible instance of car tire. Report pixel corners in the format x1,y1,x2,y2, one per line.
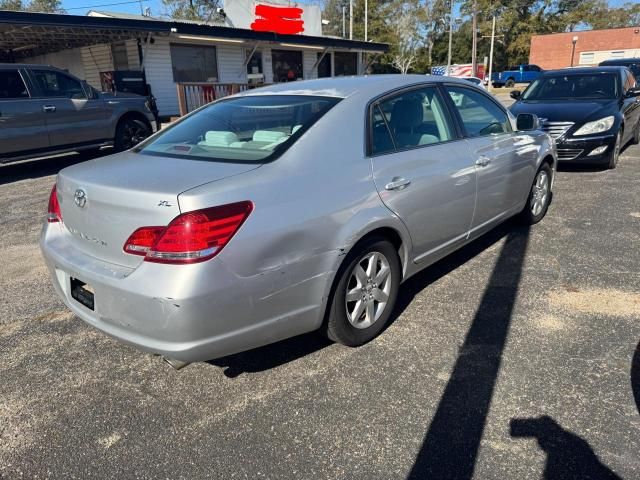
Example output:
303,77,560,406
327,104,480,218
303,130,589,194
505,78,516,88
632,121,640,145
323,237,401,347
520,163,552,225
606,130,622,170
114,118,151,152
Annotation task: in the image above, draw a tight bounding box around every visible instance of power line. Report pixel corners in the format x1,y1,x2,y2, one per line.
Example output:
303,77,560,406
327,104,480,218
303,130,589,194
65,0,148,11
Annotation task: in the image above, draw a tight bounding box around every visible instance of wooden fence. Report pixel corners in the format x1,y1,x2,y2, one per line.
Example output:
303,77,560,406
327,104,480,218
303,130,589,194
176,83,251,116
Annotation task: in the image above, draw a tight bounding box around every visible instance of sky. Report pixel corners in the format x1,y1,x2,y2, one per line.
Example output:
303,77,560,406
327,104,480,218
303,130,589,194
59,0,631,19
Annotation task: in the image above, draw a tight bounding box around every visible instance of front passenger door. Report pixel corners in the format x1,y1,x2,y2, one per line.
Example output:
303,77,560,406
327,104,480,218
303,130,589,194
29,69,107,148
369,85,477,264
444,85,531,232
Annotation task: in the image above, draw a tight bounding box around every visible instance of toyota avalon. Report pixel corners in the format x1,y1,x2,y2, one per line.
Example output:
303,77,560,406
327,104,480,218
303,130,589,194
41,75,556,369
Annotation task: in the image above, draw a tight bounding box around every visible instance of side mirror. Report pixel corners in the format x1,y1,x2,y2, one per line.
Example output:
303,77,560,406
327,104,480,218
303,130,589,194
510,90,522,100
516,113,540,131
626,87,640,97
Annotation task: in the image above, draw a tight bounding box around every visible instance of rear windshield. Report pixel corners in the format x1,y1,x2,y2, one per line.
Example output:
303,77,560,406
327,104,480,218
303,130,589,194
522,73,619,100
138,95,340,163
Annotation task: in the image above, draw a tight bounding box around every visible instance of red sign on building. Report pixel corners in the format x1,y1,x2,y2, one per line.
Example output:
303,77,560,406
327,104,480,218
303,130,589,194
250,4,304,35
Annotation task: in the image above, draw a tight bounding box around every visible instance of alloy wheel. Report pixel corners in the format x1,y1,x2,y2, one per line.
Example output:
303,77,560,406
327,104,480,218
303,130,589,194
345,251,392,329
531,170,549,217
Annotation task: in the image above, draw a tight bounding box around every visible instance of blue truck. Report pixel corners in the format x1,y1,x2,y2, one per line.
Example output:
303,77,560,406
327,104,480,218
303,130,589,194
491,64,543,88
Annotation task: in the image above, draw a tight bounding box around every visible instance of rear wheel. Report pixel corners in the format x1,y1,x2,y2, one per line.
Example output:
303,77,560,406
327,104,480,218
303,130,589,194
520,163,552,225
324,237,401,346
606,130,622,169
114,118,151,152
632,121,640,145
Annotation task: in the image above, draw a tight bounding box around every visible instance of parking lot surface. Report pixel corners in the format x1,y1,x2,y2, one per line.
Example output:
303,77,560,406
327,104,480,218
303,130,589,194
1,141,639,478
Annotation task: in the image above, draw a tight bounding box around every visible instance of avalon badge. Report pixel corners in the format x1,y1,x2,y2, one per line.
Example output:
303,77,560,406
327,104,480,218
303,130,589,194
74,189,87,208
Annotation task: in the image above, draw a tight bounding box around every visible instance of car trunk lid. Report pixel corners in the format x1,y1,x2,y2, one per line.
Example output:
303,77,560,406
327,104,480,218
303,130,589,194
56,151,259,268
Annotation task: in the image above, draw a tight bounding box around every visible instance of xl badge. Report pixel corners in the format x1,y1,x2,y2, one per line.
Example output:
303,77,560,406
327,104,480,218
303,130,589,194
74,189,87,208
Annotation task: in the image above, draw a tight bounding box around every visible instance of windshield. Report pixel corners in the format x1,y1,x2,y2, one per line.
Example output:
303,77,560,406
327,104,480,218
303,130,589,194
138,95,340,162
522,73,618,100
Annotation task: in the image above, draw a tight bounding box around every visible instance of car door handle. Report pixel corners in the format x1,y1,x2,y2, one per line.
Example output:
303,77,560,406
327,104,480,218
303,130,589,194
475,156,491,167
42,105,56,113
385,177,411,191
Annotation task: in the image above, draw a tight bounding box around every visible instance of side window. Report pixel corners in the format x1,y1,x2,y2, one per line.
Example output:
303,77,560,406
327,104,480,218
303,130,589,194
32,70,86,99
0,70,29,99
445,86,512,137
370,105,395,155
374,86,454,152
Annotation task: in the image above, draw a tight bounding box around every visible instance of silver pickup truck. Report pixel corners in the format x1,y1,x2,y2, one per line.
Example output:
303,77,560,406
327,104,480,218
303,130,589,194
0,64,157,164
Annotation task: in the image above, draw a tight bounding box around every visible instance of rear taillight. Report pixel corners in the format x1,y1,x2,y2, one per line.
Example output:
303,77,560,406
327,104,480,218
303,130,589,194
123,201,253,264
47,184,62,223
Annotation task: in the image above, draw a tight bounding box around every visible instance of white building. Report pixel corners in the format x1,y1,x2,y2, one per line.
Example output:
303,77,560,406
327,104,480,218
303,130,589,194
0,6,388,117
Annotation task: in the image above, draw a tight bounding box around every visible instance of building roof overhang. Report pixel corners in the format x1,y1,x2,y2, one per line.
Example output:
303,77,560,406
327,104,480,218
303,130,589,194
0,10,388,60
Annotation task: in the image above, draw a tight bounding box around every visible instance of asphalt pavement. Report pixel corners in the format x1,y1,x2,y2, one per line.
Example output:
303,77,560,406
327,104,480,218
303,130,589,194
1,134,639,478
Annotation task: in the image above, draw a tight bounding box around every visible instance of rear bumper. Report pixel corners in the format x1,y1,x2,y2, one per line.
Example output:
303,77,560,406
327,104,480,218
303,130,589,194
556,133,616,163
40,223,330,363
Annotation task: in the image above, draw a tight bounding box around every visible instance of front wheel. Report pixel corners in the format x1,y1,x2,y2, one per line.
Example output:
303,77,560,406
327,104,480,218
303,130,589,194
505,78,516,88
114,118,151,152
520,163,552,225
323,237,401,347
606,131,622,169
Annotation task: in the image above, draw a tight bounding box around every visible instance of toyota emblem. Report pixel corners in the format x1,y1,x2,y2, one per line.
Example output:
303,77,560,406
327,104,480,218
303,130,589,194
74,189,87,208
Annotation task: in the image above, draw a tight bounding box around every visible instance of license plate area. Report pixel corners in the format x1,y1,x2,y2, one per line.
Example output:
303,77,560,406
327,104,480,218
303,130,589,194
70,277,95,311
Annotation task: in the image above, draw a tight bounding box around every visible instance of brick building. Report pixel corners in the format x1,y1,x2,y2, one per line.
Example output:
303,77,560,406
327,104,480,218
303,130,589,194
529,26,640,69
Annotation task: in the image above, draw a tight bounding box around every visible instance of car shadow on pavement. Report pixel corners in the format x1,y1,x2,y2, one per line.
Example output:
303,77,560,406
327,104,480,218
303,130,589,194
509,416,622,480
207,332,332,378
406,223,530,479
0,150,106,185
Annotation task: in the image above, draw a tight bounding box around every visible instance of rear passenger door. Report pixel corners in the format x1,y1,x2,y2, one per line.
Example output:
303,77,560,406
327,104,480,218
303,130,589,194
27,69,108,148
369,84,477,264
0,68,49,159
443,84,532,232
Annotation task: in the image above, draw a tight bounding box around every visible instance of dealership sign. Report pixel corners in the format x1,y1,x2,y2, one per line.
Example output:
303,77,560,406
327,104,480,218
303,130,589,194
251,4,304,34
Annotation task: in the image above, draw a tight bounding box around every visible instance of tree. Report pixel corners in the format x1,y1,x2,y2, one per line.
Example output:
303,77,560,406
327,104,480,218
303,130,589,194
0,0,64,12
390,0,425,73
162,0,223,22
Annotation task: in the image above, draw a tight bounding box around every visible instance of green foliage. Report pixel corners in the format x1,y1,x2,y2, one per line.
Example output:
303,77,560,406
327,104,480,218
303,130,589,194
322,0,640,73
162,0,222,21
0,0,64,12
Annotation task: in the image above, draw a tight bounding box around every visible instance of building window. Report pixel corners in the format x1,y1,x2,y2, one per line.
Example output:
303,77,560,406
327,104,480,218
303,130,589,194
611,51,625,59
111,42,129,71
334,52,357,76
317,52,331,78
271,49,303,82
246,50,263,76
579,52,595,65
170,44,218,83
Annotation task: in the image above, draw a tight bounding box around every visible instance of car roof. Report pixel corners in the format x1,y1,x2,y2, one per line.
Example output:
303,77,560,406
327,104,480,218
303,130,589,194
600,58,640,65
542,66,626,76
0,63,63,71
238,74,472,99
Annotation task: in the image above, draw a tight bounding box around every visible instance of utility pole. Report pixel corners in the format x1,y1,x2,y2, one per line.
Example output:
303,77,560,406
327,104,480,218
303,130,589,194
365,0,368,42
471,0,477,77
342,5,346,38
349,0,353,40
488,15,495,88
446,0,454,75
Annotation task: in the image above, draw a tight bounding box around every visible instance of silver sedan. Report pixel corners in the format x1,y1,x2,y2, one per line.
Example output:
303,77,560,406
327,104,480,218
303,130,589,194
40,75,556,368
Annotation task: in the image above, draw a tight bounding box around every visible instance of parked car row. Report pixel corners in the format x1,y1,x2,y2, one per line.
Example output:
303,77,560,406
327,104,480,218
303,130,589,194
0,64,157,164
40,74,556,368
510,65,640,168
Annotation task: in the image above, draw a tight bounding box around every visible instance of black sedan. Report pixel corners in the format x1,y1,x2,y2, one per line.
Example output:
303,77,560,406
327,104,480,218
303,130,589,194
510,66,640,168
